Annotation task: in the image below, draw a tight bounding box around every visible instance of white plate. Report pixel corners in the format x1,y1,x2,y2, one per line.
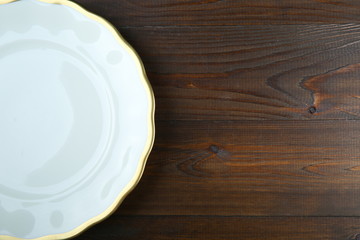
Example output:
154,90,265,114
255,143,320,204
0,0,155,239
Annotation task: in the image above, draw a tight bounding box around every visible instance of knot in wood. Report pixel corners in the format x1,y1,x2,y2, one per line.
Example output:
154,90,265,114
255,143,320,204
308,106,317,114
209,145,220,154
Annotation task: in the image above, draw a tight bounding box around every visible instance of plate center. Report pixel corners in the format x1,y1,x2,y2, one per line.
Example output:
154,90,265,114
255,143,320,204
0,41,109,197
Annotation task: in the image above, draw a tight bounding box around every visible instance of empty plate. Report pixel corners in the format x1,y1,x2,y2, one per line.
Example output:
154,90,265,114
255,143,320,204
0,0,155,239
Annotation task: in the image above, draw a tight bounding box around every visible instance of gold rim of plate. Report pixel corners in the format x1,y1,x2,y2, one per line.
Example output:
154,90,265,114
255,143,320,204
0,0,155,239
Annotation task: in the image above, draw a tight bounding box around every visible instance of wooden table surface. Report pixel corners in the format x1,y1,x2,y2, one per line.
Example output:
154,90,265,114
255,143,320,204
72,1,360,239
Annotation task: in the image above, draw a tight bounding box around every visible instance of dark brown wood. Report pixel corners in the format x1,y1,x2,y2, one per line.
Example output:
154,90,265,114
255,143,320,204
115,120,360,216
59,0,360,239
74,216,360,240
75,0,360,26
114,25,360,120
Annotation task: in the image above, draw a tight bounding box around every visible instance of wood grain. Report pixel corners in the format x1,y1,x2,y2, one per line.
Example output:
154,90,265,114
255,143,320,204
53,0,360,239
113,120,360,216
75,216,360,240
75,0,360,26
113,25,360,120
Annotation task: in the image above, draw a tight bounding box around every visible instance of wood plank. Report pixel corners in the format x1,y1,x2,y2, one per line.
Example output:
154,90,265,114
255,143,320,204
115,120,360,216
62,1,360,239
115,25,360,120
75,0,360,26
75,216,360,240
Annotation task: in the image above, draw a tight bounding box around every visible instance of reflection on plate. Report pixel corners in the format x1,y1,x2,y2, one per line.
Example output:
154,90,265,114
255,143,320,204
0,0,154,239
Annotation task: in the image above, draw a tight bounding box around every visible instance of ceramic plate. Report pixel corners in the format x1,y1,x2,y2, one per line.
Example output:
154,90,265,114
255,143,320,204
0,0,155,239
